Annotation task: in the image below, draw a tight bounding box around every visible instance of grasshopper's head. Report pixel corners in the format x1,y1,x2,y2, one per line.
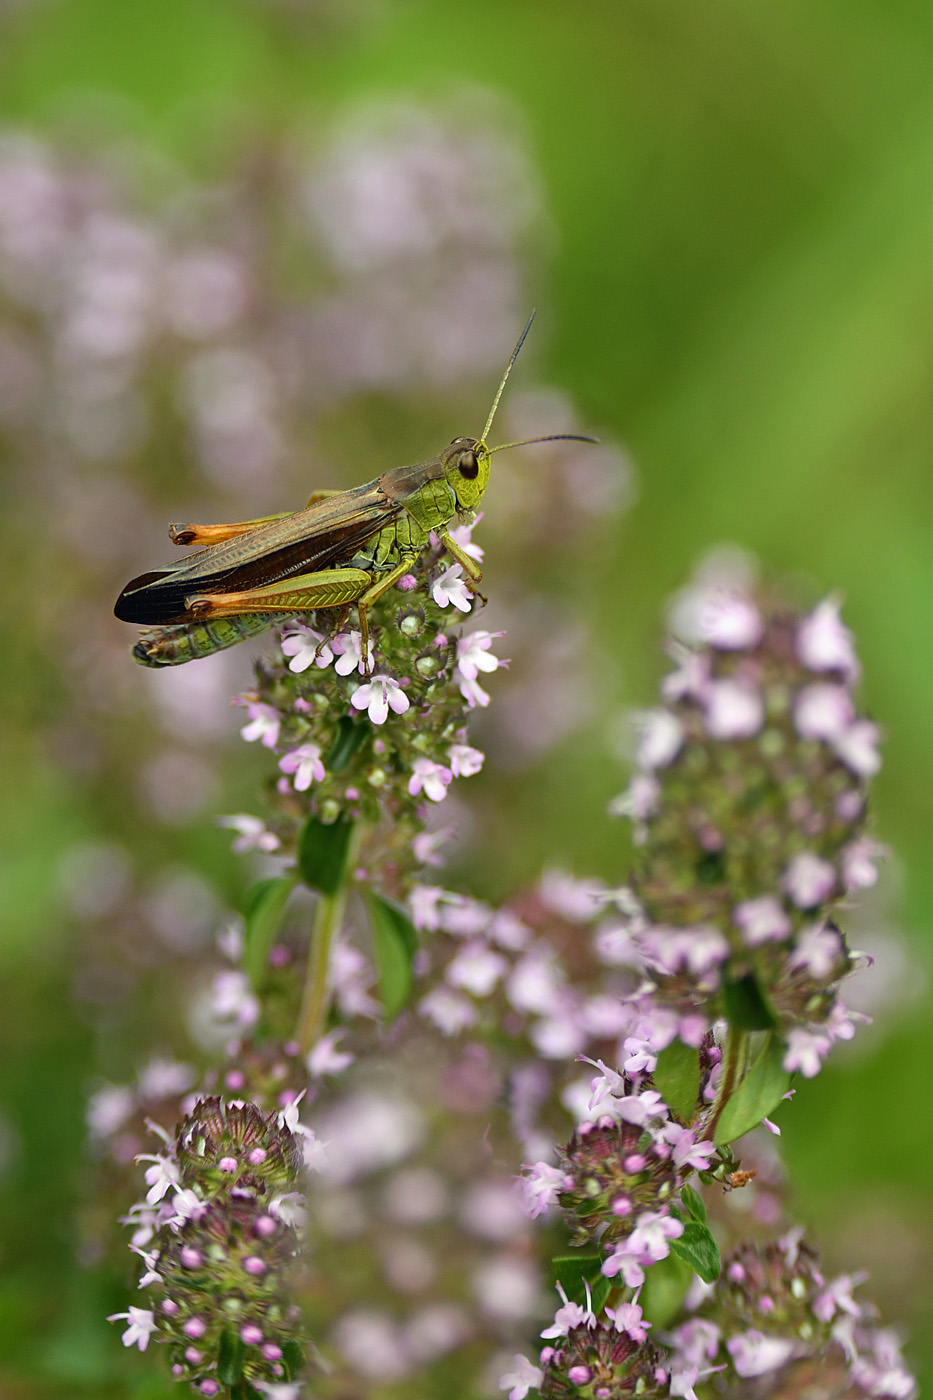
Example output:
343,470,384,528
441,436,490,513
444,312,597,516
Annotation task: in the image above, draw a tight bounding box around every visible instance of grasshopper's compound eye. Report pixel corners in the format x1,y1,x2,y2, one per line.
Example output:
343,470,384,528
457,448,479,480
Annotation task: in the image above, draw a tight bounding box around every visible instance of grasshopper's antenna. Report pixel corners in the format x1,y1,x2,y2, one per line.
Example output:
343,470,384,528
480,310,536,443
488,432,599,456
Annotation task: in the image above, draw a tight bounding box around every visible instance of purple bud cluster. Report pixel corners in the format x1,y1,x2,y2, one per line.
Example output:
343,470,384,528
615,574,881,1075
113,1096,314,1394
668,1229,917,1398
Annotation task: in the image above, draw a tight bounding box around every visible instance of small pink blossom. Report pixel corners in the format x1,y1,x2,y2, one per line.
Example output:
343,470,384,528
635,709,683,768
351,675,410,726
605,1301,650,1342
448,742,484,777
332,630,371,676
733,895,791,946
217,813,280,854
499,1354,543,1400
518,1161,565,1218
418,986,479,1034
793,683,854,742
279,742,325,791
783,1025,832,1077
281,625,333,673
796,598,859,679
704,679,764,739
407,757,452,802
456,629,503,679
239,702,280,748
108,1306,158,1351
638,924,730,979
726,1330,799,1378
782,851,836,909
833,718,882,777
841,836,884,890
432,564,473,612
446,941,508,996
697,593,763,649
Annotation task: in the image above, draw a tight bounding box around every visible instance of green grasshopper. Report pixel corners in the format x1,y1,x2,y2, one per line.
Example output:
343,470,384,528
115,314,595,668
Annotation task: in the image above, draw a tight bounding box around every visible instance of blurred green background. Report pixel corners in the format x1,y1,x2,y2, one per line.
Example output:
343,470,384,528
0,0,930,1394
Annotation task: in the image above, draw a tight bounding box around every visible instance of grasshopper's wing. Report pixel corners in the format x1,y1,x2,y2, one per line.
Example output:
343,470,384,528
115,478,408,626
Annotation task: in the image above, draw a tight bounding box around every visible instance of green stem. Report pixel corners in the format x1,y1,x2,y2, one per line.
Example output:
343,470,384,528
707,1024,750,1143
295,828,361,1056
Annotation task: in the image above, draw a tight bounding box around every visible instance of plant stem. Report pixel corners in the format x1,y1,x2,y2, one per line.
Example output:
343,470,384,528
295,829,362,1056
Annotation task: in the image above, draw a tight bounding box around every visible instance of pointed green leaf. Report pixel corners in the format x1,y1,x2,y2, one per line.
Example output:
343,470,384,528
242,875,296,991
551,1255,610,1313
281,1339,306,1380
722,971,778,1030
298,816,354,896
654,1039,701,1121
669,1220,721,1284
680,1183,706,1224
366,892,418,1019
714,1033,790,1146
325,716,369,773
217,1328,245,1386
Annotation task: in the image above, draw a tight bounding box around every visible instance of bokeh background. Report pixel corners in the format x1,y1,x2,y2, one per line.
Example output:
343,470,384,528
0,0,930,1394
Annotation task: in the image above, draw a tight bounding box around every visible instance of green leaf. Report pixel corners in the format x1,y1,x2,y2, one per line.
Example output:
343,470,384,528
551,1255,610,1313
298,816,354,896
281,1340,305,1380
638,1251,694,1327
242,875,296,991
325,716,369,773
680,1183,706,1224
669,1220,721,1284
217,1328,245,1386
366,892,418,1019
722,970,778,1030
653,1039,700,1121
714,1033,790,1146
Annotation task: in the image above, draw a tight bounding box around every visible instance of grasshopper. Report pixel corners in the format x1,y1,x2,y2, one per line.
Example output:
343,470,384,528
115,314,595,668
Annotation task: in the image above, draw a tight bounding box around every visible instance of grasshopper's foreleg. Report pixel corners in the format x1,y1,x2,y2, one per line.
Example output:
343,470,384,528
438,530,487,606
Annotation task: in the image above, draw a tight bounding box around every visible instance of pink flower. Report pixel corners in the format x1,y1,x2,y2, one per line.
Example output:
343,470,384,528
782,851,836,909
351,675,410,725
840,836,884,890
332,630,371,676
696,593,763,649
833,718,882,777
499,1354,543,1400
281,625,333,673
279,742,325,791
432,565,473,612
733,895,791,946
448,742,484,777
239,702,280,748
518,1162,565,1219
793,683,854,742
407,757,452,802
796,598,859,679
635,710,683,768
726,1330,799,1378
704,679,764,739
217,814,280,853
108,1306,158,1352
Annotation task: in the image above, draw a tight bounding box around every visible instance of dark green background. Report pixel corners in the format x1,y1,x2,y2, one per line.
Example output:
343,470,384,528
0,1,930,1393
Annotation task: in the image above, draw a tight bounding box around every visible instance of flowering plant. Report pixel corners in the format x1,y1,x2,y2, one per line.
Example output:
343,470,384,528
97,545,916,1400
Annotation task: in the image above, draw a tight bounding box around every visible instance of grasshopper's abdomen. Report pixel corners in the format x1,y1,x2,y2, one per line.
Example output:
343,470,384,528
133,612,284,667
